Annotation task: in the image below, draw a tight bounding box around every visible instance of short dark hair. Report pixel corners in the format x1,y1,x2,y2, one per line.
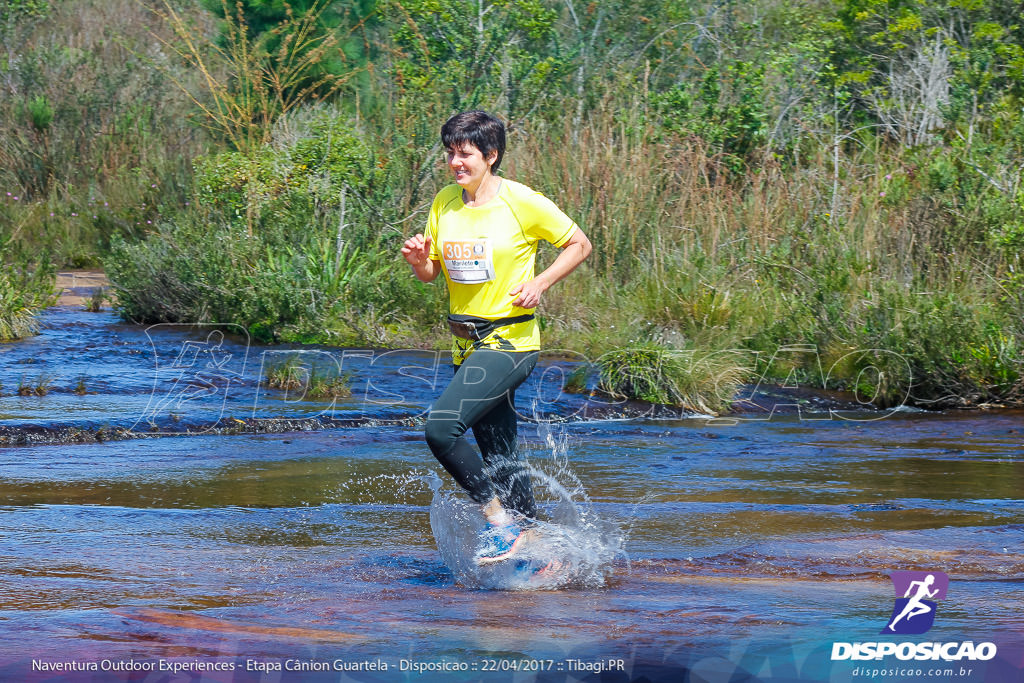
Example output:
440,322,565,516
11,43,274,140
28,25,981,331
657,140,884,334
441,110,506,174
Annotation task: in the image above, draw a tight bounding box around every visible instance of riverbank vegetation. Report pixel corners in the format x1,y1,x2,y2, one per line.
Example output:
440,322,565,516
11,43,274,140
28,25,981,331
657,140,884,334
2,0,1022,410
0,236,56,340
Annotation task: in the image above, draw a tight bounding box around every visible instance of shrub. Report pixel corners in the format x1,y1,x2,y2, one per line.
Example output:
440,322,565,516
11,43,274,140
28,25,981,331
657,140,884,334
0,238,56,340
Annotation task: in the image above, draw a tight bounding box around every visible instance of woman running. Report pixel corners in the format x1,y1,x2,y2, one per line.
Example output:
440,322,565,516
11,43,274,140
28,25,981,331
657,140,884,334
401,110,591,564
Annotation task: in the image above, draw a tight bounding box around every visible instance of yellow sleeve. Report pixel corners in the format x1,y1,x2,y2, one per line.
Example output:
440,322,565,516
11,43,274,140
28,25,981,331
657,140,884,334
518,190,577,247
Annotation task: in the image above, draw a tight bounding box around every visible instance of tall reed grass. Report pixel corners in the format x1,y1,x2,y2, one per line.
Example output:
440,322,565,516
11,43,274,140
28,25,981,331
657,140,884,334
0,0,209,265
506,106,1022,407
0,241,56,341
103,94,1022,407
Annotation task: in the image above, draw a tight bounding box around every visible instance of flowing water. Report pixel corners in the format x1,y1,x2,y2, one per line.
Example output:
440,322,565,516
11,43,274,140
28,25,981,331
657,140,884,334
0,307,1022,682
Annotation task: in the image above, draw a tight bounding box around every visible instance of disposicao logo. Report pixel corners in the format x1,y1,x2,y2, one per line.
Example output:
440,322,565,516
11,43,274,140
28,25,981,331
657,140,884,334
883,570,948,635
831,569,998,663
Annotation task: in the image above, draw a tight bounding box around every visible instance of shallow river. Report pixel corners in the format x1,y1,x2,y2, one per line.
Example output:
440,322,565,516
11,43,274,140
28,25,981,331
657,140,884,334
0,308,1021,682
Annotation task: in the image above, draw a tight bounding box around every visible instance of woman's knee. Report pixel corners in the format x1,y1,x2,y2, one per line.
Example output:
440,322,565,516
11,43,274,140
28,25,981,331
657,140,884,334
424,416,460,456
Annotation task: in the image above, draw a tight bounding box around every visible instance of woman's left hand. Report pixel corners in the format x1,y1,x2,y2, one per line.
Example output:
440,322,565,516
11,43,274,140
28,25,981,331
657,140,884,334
508,227,591,309
508,278,548,309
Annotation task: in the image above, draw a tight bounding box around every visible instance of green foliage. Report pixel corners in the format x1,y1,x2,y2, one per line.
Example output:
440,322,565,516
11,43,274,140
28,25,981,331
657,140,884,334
840,288,1022,406
0,0,50,23
26,95,52,131
150,0,357,153
16,371,53,396
85,286,107,312
383,0,564,117
653,61,768,169
196,106,371,222
0,236,56,340
106,217,371,343
199,0,371,98
0,0,204,264
149,0,363,237
105,96,448,347
827,0,1024,140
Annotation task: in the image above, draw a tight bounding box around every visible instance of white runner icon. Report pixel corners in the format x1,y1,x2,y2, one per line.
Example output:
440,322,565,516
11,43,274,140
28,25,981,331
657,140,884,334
887,574,939,631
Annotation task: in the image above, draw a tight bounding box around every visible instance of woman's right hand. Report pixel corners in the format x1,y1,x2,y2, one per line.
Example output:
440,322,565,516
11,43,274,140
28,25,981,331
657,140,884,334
401,233,432,267
402,233,440,282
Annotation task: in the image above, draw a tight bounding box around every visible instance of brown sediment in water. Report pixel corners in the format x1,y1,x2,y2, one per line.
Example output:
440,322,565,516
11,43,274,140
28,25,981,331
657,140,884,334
114,608,364,642
55,270,110,307
645,574,885,588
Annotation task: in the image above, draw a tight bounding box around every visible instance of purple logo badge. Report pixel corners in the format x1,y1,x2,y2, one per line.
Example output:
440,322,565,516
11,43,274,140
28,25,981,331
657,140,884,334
883,571,949,635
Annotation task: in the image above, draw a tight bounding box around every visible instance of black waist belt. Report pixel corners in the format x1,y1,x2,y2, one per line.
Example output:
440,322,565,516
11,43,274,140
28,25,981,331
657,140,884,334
447,314,535,341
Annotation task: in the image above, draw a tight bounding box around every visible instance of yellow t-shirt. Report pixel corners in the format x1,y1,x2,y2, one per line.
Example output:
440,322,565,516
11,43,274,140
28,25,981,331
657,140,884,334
426,179,578,364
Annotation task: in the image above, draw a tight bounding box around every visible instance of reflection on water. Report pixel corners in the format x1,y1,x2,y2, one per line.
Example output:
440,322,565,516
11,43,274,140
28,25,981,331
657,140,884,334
0,308,1022,680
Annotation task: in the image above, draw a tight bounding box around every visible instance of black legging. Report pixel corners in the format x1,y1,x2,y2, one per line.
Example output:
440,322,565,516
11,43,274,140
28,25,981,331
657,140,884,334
424,348,539,518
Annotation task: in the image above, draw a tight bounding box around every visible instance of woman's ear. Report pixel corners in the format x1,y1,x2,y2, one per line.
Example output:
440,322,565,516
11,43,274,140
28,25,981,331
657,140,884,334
486,149,498,168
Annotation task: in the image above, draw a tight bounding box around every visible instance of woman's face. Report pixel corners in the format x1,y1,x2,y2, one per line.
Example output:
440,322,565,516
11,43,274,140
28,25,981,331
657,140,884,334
446,142,497,190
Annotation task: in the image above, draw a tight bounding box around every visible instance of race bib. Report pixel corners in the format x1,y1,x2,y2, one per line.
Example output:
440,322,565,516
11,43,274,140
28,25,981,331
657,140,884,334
442,239,495,284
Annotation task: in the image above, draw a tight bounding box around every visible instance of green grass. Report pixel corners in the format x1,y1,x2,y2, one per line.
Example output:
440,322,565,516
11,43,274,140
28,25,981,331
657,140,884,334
263,355,353,401
597,343,748,416
0,245,57,341
84,286,107,312
0,0,206,266
16,373,53,397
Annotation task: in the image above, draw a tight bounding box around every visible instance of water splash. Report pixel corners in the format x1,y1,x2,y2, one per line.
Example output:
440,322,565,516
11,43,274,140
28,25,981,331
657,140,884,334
427,422,625,591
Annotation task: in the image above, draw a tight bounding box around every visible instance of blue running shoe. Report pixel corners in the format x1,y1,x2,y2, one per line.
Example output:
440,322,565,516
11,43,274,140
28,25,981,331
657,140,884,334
474,521,526,565
514,558,566,576
530,558,566,576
